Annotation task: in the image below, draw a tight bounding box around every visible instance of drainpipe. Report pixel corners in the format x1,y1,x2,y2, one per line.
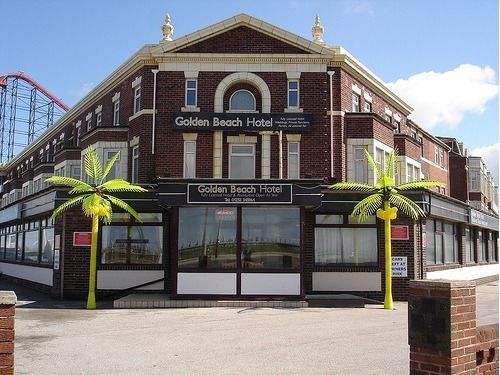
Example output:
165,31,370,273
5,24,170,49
279,130,283,179
327,71,335,179
151,69,159,154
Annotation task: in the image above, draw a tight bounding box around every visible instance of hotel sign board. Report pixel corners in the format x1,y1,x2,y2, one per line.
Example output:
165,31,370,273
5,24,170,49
469,209,499,231
391,225,410,240
173,112,312,132
187,183,293,204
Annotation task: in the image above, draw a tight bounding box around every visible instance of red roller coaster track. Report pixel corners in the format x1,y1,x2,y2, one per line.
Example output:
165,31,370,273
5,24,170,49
0,71,69,111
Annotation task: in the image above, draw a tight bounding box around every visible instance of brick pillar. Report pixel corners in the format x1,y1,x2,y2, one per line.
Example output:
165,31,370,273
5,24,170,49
409,280,477,375
0,291,16,375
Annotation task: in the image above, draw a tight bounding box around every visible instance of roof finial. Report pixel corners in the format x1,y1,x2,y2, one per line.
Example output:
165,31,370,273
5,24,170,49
312,15,325,45
162,14,174,41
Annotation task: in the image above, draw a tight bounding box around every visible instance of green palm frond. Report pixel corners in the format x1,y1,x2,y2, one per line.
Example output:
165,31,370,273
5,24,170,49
364,150,383,185
385,151,397,180
396,180,445,191
352,193,383,222
51,195,89,219
45,176,93,190
100,151,120,183
389,193,425,220
330,182,377,192
69,184,95,195
100,179,148,193
84,148,102,181
105,195,142,222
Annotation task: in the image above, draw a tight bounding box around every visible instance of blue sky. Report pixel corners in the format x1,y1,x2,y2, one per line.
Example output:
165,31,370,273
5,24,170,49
1,0,498,180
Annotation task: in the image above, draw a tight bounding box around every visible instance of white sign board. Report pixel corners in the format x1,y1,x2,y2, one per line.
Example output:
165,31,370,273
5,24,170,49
392,256,407,277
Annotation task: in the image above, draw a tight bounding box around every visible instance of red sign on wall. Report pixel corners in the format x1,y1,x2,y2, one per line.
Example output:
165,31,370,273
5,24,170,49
391,225,409,240
73,232,92,247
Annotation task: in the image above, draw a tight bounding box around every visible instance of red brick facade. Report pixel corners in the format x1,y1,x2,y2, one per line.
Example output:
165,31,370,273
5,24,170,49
0,14,497,301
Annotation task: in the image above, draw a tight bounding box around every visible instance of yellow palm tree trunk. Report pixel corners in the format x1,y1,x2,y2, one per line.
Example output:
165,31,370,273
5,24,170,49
383,200,394,310
87,215,99,310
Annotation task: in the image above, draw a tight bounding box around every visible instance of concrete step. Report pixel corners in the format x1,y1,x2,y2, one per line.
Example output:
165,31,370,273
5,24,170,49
306,294,366,308
113,294,308,309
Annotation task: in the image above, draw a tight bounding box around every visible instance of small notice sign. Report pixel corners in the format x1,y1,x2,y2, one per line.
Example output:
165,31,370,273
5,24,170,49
392,256,407,277
391,225,409,240
54,249,60,270
73,232,92,247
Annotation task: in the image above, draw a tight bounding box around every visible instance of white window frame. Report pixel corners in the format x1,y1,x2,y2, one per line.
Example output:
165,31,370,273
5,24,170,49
183,141,196,178
113,100,120,126
229,144,255,179
287,142,300,179
363,101,371,112
287,80,299,108
353,147,368,183
352,93,360,112
185,79,197,107
131,146,139,183
96,112,102,127
133,86,141,114
229,90,256,112
434,146,439,164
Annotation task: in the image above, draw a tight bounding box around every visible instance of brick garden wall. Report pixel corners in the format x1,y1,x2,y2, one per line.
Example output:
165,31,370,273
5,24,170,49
0,291,16,375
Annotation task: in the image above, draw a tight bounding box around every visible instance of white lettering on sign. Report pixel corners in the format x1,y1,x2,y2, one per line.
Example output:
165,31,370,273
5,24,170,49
392,256,407,277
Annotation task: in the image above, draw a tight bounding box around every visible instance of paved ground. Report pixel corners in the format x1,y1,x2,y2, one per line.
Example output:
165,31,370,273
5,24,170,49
3,279,497,375
476,280,499,326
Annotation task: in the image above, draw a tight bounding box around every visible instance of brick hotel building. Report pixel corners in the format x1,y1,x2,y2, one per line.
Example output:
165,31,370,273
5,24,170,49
0,14,497,301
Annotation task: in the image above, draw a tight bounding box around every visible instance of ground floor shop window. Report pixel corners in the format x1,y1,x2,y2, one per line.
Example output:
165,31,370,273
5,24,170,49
178,207,300,270
0,218,54,265
314,214,378,266
426,219,458,265
487,232,498,262
465,227,475,263
477,229,486,262
101,213,162,265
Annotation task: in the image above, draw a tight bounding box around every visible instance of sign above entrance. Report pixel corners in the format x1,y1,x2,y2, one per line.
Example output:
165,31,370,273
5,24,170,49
187,183,293,204
173,112,312,132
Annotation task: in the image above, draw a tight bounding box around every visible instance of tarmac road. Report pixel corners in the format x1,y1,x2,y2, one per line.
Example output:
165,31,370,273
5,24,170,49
6,280,498,375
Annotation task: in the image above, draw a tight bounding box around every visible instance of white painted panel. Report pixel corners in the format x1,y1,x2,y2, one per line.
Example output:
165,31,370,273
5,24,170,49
241,273,301,295
177,273,236,295
312,272,381,291
0,263,53,286
97,270,164,290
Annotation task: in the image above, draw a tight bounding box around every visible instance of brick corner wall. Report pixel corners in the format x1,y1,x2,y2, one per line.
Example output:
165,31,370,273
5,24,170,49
0,291,16,375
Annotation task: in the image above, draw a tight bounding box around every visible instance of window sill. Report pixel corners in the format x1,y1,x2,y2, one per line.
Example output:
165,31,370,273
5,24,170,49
284,107,303,113
128,109,155,122
181,106,200,112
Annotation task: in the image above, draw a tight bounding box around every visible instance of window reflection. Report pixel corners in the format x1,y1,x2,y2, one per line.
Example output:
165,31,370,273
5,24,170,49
241,208,300,269
178,207,237,269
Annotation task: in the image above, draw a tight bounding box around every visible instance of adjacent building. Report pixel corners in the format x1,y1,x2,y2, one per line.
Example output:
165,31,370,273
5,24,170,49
0,14,497,301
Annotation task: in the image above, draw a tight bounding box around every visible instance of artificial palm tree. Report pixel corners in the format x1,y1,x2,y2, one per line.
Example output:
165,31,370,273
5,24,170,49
46,147,147,309
330,150,443,310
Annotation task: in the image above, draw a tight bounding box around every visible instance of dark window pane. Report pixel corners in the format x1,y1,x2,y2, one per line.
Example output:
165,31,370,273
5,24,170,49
102,227,128,264
288,91,298,107
24,230,39,263
4,234,16,261
186,90,196,106
242,208,300,269
41,228,54,264
178,207,237,269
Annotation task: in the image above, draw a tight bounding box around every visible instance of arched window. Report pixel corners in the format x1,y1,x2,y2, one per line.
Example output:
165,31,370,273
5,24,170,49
229,90,256,112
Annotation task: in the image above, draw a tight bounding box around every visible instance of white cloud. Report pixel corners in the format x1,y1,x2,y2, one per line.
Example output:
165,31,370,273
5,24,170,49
342,1,374,16
471,143,499,185
70,82,95,99
388,64,498,130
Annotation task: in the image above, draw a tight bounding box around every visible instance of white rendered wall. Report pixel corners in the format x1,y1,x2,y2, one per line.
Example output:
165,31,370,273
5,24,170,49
97,270,164,290
177,273,236,295
0,263,53,286
312,272,381,292
241,273,301,295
